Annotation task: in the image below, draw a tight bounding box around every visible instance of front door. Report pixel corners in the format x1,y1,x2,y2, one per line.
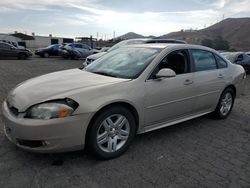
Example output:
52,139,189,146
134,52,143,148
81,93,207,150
144,50,195,127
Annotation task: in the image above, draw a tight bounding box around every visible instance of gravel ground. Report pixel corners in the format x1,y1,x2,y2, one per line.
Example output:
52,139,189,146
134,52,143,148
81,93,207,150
0,57,250,188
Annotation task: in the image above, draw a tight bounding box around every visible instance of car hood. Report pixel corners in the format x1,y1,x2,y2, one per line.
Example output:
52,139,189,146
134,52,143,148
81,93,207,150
87,52,107,60
7,69,129,112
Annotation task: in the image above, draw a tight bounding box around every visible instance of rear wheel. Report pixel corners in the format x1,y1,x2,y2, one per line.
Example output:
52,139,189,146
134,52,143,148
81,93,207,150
213,88,235,119
86,106,136,159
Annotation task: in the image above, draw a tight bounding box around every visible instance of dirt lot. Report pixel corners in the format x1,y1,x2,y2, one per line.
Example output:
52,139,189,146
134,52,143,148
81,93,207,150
0,57,250,188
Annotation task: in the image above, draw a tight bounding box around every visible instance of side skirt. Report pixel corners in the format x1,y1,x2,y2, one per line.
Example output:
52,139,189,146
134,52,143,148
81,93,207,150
140,111,213,134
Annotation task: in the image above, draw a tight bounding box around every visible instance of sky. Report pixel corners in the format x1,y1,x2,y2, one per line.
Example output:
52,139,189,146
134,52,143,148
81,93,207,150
0,0,250,39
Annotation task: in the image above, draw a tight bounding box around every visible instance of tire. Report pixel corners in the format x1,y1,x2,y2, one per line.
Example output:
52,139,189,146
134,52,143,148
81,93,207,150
43,52,49,58
212,88,235,119
86,106,136,159
18,53,27,60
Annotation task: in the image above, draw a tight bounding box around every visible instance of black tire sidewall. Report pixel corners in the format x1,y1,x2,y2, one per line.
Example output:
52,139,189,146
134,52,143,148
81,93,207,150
18,53,27,60
86,106,136,159
44,52,49,58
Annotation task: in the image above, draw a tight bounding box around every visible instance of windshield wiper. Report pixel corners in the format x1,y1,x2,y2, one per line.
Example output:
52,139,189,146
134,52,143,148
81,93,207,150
92,71,117,78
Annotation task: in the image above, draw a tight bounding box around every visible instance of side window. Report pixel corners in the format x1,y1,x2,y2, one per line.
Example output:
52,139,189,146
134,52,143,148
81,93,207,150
191,50,217,72
1,44,11,50
83,44,90,49
157,50,190,75
215,55,227,69
236,54,244,62
75,44,82,48
238,54,243,59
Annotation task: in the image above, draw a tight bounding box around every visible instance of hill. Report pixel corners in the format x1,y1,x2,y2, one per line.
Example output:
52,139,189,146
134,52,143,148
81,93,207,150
116,32,145,40
161,17,250,51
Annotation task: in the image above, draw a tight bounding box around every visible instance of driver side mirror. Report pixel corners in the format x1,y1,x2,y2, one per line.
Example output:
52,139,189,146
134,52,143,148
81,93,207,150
155,68,176,79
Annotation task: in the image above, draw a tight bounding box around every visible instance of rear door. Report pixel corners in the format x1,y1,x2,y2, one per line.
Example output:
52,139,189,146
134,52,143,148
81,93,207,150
191,49,228,113
0,43,15,57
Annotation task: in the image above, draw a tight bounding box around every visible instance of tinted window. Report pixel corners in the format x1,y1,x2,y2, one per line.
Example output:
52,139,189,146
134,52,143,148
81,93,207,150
191,50,217,72
0,43,11,50
238,54,243,59
74,44,82,48
158,50,190,75
0,43,4,49
82,44,90,49
215,55,227,69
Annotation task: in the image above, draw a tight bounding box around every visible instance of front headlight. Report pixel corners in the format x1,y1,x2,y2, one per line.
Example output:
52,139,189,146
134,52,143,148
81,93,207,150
25,99,78,120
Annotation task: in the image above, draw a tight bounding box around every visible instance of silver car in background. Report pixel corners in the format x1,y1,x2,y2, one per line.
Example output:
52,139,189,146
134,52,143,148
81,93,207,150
221,52,250,73
2,44,246,159
83,38,187,67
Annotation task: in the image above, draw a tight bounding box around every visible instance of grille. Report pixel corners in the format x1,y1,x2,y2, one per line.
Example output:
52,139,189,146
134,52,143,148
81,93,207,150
17,139,45,148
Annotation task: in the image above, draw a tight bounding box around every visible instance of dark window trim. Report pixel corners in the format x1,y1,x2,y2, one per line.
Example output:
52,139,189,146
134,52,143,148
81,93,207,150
190,49,218,72
214,54,228,69
147,49,192,80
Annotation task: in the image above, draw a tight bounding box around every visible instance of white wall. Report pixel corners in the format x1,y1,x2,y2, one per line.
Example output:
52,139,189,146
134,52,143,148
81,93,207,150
0,34,21,43
0,33,73,51
26,36,71,50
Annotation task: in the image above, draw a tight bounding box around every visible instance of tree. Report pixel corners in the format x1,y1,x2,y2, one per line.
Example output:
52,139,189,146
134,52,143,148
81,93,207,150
201,37,230,50
201,39,214,48
213,37,230,51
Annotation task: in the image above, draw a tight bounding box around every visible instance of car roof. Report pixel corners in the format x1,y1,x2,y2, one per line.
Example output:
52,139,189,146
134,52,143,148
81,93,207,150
121,43,217,52
121,38,186,43
221,52,244,56
0,41,13,46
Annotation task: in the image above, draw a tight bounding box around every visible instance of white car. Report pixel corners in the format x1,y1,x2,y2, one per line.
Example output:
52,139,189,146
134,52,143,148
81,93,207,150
2,44,246,159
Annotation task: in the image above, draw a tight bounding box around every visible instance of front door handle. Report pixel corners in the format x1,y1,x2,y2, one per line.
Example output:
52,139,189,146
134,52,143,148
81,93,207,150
184,79,193,85
218,74,224,78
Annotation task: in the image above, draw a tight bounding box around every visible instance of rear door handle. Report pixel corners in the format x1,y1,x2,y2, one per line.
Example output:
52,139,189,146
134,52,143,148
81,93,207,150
218,74,224,78
184,79,193,85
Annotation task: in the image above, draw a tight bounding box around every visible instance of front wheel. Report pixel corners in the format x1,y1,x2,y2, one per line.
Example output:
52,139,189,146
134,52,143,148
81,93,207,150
43,52,49,58
86,106,136,159
213,88,235,119
18,53,27,60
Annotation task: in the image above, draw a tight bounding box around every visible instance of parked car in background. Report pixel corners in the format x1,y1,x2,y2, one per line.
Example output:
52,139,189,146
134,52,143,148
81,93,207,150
0,42,32,60
2,44,245,159
61,43,99,59
83,38,187,66
247,52,250,57
0,40,25,49
35,44,61,58
221,52,250,73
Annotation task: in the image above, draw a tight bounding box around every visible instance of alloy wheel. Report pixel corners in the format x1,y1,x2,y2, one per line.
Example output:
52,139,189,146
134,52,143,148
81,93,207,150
220,92,233,116
96,114,130,153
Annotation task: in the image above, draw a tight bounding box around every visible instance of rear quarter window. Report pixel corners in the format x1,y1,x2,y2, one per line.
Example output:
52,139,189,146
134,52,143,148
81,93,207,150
215,55,228,69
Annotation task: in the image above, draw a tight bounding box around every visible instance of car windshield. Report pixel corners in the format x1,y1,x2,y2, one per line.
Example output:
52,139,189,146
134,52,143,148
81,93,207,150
85,47,160,79
221,53,236,63
107,40,146,52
